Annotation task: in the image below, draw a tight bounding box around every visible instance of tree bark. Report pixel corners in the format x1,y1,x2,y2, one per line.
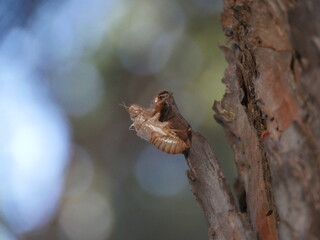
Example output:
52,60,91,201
135,1,320,239
212,0,320,239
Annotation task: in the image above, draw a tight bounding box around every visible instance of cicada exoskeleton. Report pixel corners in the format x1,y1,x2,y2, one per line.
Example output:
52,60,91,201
124,91,191,154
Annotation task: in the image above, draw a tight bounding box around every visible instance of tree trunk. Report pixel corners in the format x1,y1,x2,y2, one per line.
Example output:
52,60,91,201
212,0,320,239
133,1,320,239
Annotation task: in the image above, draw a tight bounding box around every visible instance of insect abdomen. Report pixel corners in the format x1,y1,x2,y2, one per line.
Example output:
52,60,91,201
151,135,189,154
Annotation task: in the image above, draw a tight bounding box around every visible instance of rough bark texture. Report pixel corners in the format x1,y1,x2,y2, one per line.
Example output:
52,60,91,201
213,0,320,239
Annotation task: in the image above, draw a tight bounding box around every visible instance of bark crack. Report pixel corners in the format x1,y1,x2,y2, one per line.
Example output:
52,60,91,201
217,1,280,239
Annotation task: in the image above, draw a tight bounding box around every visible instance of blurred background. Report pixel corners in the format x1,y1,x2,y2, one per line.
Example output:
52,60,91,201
0,0,236,239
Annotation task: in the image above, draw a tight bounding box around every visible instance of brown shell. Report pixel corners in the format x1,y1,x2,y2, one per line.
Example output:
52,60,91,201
151,134,189,154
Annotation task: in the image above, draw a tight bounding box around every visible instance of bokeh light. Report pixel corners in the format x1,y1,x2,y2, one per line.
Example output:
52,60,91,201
0,0,234,239
0,19,71,233
64,146,95,197
59,191,114,240
116,0,186,76
0,224,17,240
135,146,188,196
52,62,106,116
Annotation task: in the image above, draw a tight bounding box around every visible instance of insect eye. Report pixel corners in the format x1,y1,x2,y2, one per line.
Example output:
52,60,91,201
133,109,139,115
130,109,141,119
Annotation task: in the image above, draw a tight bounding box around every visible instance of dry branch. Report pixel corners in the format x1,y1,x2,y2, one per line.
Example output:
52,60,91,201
159,93,254,240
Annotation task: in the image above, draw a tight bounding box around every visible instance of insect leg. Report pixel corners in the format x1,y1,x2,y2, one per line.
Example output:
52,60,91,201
170,127,191,133
129,123,135,130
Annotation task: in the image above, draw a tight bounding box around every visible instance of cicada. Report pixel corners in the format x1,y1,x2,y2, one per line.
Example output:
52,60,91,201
123,91,190,154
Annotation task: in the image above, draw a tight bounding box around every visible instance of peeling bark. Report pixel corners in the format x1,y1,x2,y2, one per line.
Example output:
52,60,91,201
214,0,320,239
214,45,279,240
